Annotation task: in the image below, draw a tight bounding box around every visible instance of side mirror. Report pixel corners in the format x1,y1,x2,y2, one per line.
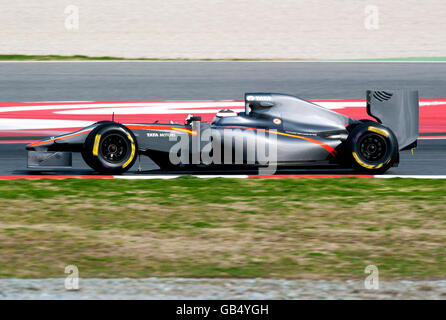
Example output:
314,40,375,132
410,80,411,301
186,115,202,124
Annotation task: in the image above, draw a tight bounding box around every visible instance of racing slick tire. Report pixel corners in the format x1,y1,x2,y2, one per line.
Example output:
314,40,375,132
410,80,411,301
346,123,398,174
82,122,138,174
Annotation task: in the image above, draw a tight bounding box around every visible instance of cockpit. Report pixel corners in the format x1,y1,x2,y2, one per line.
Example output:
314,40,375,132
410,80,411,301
210,92,352,133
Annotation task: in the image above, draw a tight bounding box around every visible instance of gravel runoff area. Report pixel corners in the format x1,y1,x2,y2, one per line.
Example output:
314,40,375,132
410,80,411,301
1,278,446,300
1,0,445,59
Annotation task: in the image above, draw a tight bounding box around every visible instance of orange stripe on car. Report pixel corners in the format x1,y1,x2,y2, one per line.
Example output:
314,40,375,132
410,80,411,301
27,130,92,147
223,126,337,156
28,124,197,148
275,131,337,156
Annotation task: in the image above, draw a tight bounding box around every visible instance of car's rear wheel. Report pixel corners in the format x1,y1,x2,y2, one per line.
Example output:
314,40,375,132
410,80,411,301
82,123,137,174
346,123,398,174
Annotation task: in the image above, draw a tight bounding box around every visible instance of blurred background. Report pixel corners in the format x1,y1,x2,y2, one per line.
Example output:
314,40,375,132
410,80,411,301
1,0,445,60
1,1,446,301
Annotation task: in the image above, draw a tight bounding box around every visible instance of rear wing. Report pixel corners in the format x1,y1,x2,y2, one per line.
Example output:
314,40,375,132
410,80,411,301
367,89,419,150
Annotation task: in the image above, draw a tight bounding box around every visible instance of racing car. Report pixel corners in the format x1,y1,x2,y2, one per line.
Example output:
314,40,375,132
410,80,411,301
26,89,419,174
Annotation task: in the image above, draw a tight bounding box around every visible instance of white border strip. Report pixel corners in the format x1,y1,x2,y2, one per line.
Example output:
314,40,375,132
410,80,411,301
419,136,446,140
375,175,446,179
114,174,249,179
0,60,445,64
1,174,446,180
113,174,446,180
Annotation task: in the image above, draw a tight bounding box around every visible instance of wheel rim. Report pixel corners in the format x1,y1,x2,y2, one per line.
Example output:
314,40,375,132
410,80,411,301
100,133,128,163
358,133,388,162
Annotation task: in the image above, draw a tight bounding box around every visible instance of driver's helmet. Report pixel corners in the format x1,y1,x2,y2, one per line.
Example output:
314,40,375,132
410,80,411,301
212,109,238,124
215,109,237,117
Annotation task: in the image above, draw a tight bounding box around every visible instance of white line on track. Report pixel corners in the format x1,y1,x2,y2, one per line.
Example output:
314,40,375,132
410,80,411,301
0,60,445,63
419,137,446,140
114,175,249,179
113,174,446,180
1,174,445,180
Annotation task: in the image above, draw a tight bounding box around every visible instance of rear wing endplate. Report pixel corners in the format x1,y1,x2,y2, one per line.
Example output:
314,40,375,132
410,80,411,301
367,89,419,150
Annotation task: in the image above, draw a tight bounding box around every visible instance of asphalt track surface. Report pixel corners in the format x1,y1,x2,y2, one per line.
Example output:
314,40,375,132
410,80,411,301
0,61,445,176
0,61,445,101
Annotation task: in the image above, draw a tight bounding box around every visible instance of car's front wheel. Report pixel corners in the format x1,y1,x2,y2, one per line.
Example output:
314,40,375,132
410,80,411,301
82,123,137,174
346,123,398,174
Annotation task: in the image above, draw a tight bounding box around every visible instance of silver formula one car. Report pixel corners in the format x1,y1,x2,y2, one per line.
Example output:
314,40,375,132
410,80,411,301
26,89,419,174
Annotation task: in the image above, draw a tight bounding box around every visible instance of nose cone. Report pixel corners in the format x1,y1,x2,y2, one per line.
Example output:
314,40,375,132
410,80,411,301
25,128,93,151
26,138,56,150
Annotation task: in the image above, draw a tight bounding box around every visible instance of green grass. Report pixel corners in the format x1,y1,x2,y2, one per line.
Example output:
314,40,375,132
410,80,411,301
1,54,445,62
0,54,173,61
0,54,304,61
0,177,446,279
